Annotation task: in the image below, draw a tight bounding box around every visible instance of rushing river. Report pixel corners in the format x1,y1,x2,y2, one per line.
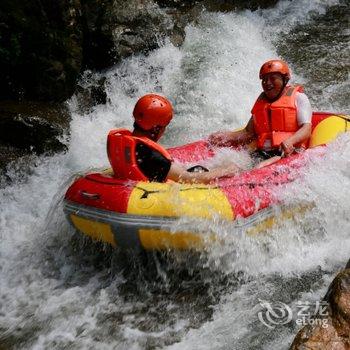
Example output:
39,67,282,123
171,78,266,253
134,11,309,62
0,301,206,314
1,0,350,349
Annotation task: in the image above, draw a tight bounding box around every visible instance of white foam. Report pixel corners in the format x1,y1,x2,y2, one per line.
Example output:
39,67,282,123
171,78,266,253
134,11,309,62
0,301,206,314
0,1,347,349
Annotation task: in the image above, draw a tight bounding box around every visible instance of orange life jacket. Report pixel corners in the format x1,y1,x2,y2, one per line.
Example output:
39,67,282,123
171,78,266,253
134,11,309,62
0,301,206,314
107,129,172,181
251,85,308,150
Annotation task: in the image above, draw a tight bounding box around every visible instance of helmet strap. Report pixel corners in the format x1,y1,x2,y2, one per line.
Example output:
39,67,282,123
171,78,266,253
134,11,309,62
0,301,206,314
283,76,289,86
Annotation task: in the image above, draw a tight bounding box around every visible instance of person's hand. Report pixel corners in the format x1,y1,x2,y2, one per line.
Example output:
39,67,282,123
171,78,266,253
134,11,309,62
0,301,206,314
225,163,241,175
208,131,234,147
281,140,295,156
217,163,241,178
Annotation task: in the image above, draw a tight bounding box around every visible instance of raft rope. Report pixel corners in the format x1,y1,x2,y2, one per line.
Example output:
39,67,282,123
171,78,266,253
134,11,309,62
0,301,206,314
339,114,350,121
133,169,294,199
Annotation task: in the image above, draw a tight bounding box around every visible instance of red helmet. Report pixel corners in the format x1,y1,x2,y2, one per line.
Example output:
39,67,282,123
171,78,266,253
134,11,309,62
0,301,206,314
259,59,291,80
133,94,173,130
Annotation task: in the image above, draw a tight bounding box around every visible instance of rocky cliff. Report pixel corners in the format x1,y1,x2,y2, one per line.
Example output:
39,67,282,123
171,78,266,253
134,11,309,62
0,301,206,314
0,0,278,170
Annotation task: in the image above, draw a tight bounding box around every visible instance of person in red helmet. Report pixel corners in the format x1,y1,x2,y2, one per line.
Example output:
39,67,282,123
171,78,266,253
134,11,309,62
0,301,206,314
209,59,312,167
107,94,239,183
132,93,173,142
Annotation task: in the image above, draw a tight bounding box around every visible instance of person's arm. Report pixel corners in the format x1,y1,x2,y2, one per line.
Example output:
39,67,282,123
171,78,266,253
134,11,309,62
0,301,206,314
167,162,241,184
281,92,312,156
208,117,256,147
281,123,312,155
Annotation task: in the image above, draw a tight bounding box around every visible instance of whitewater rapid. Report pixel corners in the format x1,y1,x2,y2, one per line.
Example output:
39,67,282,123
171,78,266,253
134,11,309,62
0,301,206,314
1,1,349,349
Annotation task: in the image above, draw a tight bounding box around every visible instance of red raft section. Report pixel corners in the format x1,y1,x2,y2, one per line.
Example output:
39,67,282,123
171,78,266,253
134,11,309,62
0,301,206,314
65,174,134,213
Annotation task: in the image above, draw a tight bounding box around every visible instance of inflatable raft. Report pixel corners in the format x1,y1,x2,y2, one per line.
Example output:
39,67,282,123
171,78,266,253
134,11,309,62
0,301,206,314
64,112,349,250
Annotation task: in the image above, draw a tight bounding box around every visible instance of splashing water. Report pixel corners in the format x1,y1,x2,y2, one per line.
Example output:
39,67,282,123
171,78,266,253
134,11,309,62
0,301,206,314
1,1,349,349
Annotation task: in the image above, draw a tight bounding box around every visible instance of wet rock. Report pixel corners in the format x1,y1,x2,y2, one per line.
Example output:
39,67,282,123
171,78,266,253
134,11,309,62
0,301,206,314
0,100,69,158
181,0,280,12
80,0,115,70
220,0,279,11
0,0,187,104
74,75,107,114
1,0,279,105
104,0,279,59
111,0,172,59
0,0,280,172
157,0,278,11
0,0,83,103
290,269,350,350
156,0,196,7
83,0,180,69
